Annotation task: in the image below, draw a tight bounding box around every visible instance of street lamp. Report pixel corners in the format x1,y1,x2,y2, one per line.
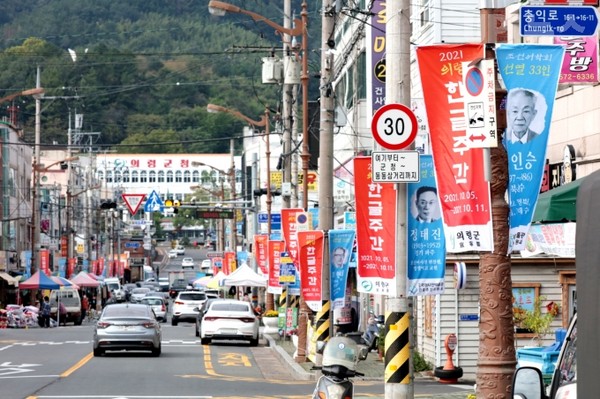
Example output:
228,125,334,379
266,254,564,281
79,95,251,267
207,1,310,211
206,104,273,238
32,156,79,274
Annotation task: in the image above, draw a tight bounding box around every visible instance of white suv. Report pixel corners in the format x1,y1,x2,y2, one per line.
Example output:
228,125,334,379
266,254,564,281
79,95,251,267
171,291,207,326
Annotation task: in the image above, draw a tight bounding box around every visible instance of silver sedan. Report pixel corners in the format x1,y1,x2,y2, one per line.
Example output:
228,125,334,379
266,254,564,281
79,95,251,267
93,303,162,357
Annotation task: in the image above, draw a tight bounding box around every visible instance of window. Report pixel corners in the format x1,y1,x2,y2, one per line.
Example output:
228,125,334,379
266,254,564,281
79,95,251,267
513,282,541,337
140,170,147,183
175,171,183,183
149,171,156,183
420,0,430,27
166,171,173,183
131,171,139,183
357,52,366,100
158,171,165,183
184,170,191,183
192,170,200,183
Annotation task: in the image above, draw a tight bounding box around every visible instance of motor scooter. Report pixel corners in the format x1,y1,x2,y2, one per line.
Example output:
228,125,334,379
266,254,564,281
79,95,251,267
361,312,384,352
311,335,369,399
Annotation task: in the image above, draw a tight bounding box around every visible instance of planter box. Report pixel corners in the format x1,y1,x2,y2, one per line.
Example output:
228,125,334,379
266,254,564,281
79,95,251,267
516,347,560,376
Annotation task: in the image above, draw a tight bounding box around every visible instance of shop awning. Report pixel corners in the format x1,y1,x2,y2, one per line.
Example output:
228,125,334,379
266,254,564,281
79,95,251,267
532,178,583,223
0,272,19,286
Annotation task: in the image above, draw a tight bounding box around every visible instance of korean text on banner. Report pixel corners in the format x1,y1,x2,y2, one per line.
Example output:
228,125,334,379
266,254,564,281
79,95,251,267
415,43,493,252
298,230,324,312
329,230,356,309
407,155,446,296
253,234,269,275
496,44,565,252
267,240,284,295
281,208,305,266
554,36,599,84
354,157,397,296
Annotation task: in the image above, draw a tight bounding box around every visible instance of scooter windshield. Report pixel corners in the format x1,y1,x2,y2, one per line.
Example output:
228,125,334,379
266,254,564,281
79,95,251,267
322,337,358,370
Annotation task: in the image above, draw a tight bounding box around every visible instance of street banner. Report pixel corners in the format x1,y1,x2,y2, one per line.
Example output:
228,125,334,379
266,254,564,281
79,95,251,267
329,229,356,309
554,36,599,84
23,250,32,279
98,258,105,277
223,251,236,275
297,230,324,312
267,240,284,295
82,259,89,273
407,155,446,296
68,257,77,278
253,234,269,275
354,157,397,296
416,43,494,252
281,208,305,267
58,258,67,279
40,249,50,275
367,0,387,116
496,44,565,251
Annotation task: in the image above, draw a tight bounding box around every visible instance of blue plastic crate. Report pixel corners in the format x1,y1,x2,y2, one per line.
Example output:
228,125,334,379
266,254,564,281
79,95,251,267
516,347,560,375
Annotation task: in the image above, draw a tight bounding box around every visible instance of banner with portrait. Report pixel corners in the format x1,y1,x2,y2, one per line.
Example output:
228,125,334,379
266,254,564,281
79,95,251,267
297,230,324,312
416,43,493,252
407,155,446,296
329,229,356,309
354,157,397,296
496,44,565,252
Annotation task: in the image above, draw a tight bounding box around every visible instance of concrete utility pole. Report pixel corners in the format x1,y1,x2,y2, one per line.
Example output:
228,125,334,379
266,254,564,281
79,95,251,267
281,0,293,210
32,66,42,276
318,0,336,342
229,138,236,252
385,0,412,397
476,4,514,397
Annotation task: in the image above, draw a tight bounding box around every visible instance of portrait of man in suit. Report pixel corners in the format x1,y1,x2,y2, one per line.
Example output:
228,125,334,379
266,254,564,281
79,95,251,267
507,88,543,144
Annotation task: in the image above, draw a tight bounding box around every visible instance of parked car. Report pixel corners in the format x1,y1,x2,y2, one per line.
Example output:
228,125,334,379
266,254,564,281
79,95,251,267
171,291,207,326
181,257,195,269
167,249,178,258
200,299,259,346
103,277,126,302
49,287,82,325
175,245,186,255
130,287,151,303
140,296,168,322
194,298,224,337
93,303,162,357
512,313,577,399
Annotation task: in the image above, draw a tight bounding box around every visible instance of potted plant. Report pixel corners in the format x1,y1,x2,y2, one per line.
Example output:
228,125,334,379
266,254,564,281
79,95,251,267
515,296,560,346
262,309,279,334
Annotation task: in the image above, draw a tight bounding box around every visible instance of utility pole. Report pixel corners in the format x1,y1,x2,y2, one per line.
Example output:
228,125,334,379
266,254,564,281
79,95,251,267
385,0,412,397
229,138,236,253
32,66,42,276
317,0,336,347
281,0,293,210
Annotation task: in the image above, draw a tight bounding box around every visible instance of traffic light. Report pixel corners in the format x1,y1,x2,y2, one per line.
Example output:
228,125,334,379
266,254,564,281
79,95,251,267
253,188,281,197
100,201,117,210
164,199,181,214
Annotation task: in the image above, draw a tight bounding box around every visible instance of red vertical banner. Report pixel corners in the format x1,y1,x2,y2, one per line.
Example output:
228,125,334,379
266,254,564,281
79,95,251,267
281,208,303,265
416,43,493,252
354,157,397,296
39,250,50,275
223,252,236,274
254,234,269,275
92,260,98,275
60,236,68,258
67,258,77,278
98,258,105,276
297,230,324,312
268,240,284,295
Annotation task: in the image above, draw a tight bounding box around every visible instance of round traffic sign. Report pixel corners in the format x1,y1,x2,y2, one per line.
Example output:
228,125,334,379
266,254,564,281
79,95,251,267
371,103,418,150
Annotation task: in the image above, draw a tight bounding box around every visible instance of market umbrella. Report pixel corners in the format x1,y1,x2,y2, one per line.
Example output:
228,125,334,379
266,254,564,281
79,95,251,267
192,276,213,288
19,271,61,290
206,271,227,290
51,276,79,290
71,271,100,288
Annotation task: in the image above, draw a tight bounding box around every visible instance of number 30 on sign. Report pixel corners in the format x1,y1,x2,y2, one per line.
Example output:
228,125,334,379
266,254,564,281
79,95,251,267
371,103,418,150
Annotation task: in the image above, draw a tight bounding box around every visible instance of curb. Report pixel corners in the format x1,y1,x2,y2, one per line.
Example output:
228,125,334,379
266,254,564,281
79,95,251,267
263,333,316,381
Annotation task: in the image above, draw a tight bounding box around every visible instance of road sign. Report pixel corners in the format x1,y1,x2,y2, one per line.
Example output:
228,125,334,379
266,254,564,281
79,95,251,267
122,193,145,215
206,251,224,258
279,253,296,284
143,190,164,213
371,151,420,183
196,209,234,219
520,6,600,36
462,59,498,148
371,103,418,150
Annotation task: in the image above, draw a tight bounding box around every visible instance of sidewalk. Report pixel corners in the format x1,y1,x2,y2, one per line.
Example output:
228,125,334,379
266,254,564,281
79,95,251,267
263,332,475,399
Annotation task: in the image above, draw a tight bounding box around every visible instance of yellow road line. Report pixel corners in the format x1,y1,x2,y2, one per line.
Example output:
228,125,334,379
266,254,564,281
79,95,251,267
61,352,94,377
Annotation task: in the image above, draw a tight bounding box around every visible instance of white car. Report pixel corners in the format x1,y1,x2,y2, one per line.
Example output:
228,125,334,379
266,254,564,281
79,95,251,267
140,296,168,322
175,245,186,255
171,291,207,326
130,287,151,303
181,257,195,269
200,299,259,346
167,249,178,258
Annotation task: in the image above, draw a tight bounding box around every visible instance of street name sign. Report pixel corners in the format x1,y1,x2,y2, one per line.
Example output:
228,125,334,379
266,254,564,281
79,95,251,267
520,6,600,36
371,151,420,183
371,103,418,150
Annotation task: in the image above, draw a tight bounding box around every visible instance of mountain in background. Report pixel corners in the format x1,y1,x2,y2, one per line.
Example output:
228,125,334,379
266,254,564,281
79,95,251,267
0,0,319,154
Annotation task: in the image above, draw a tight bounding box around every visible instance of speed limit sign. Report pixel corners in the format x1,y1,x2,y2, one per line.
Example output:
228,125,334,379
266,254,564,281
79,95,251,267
371,103,418,150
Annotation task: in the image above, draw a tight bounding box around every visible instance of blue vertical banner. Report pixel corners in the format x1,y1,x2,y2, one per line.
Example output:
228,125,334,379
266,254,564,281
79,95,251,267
23,250,32,279
329,229,356,309
496,44,565,252
82,259,89,273
58,258,67,278
407,155,446,296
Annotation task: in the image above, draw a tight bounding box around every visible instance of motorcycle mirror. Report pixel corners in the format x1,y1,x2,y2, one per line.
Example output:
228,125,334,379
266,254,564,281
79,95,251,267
358,345,369,361
316,340,326,354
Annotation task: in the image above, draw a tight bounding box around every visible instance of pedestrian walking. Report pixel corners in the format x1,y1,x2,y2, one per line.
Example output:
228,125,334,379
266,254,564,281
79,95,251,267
40,296,51,328
81,294,89,323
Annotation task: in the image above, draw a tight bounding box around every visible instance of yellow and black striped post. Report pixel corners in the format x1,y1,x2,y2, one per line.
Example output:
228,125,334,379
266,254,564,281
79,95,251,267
384,310,410,384
289,295,299,309
278,290,287,308
313,300,330,344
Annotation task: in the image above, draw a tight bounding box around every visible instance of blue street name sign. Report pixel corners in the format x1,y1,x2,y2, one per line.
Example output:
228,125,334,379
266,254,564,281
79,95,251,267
520,6,599,36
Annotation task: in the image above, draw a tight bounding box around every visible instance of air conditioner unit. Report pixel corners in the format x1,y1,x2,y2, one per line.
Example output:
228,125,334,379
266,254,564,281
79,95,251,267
262,57,283,84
